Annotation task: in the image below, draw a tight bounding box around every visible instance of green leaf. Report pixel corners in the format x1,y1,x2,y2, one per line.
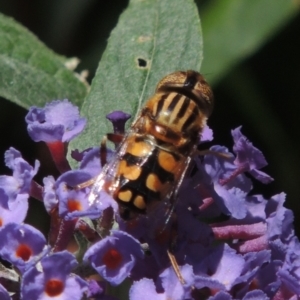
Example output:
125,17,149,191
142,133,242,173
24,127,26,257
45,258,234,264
200,0,299,85
0,13,88,109
71,0,202,153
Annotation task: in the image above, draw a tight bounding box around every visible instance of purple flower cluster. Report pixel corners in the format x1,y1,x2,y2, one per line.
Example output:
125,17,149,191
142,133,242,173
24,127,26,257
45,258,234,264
0,99,299,300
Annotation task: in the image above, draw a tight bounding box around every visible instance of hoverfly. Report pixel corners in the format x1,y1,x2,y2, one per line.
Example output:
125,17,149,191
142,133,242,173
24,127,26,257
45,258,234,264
84,70,214,223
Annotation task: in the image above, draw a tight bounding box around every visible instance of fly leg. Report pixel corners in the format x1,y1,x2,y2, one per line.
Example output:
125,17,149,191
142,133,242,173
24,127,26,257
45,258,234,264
196,149,232,159
167,250,186,285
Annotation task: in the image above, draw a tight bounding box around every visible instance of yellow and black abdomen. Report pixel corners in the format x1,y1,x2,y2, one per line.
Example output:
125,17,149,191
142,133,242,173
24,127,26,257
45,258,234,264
113,134,187,219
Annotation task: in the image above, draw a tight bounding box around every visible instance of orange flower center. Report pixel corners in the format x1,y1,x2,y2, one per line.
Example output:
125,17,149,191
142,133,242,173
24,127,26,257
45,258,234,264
15,244,32,261
67,199,82,212
102,248,123,269
45,279,64,296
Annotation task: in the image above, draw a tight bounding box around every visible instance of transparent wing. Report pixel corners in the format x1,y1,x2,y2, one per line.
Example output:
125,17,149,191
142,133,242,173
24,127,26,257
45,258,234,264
87,128,153,207
87,134,128,206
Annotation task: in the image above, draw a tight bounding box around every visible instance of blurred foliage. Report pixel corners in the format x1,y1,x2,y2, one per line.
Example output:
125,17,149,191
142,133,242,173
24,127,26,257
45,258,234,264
0,0,300,234
0,13,88,108
200,0,297,85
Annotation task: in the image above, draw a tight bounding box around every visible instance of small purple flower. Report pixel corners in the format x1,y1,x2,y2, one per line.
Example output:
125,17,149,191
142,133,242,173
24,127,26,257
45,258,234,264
106,111,131,134
196,146,252,219
130,264,194,300
278,237,300,296
5,147,39,181
45,170,92,251
0,223,48,273
84,230,144,285
230,126,274,184
25,99,86,143
0,147,39,205
232,250,271,298
203,145,252,193
254,260,282,297
54,169,117,220
200,125,214,143
42,176,57,213
265,193,294,242
21,251,87,299
0,193,28,227
55,170,92,219
25,100,86,173
194,244,245,292
159,264,194,299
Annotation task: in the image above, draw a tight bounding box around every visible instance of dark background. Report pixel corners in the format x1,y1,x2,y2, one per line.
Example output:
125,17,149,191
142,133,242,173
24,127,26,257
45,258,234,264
0,1,300,233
